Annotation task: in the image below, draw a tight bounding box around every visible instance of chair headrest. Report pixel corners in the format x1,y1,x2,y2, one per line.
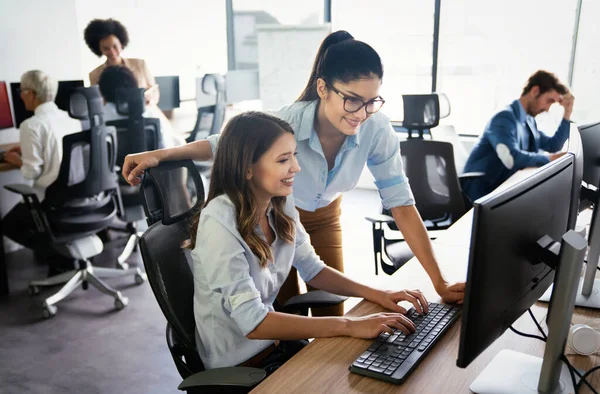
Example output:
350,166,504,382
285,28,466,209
69,86,104,126
401,93,451,130
141,160,205,226
115,88,146,117
202,73,225,95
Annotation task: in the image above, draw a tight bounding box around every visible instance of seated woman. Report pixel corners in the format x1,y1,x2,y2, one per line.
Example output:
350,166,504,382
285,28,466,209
98,66,183,147
185,111,427,371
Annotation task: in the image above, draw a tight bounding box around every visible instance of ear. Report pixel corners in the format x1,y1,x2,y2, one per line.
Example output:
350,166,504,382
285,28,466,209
316,78,328,100
530,85,540,97
246,168,253,180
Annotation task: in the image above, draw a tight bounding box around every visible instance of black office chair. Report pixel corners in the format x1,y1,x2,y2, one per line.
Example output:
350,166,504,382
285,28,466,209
106,88,162,270
401,93,450,140
5,86,144,318
187,74,226,143
139,160,346,393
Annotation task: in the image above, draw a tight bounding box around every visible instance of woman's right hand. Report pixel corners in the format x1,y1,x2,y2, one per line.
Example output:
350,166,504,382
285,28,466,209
345,312,416,338
122,151,162,186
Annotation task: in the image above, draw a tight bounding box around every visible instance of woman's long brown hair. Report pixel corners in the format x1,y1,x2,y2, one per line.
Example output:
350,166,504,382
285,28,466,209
183,111,296,268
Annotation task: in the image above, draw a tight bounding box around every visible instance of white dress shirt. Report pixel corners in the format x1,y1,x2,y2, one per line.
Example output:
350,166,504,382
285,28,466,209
192,194,326,369
19,102,82,200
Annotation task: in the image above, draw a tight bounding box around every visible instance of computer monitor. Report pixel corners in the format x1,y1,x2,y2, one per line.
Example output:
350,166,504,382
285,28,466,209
155,76,180,111
574,121,600,308
55,80,84,112
0,82,14,129
10,80,84,127
457,154,586,393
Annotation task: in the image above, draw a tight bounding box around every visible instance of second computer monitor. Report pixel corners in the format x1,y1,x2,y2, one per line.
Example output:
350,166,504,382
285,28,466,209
457,155,575,368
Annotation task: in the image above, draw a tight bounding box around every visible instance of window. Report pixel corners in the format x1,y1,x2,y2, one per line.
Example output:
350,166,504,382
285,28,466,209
437,0,579,135
332,0,435,121
231,0,324,70
571,0,600,124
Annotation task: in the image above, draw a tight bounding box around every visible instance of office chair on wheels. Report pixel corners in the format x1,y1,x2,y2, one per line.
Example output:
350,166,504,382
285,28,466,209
366,93,481,275
5,87,144,318
139,160,346,393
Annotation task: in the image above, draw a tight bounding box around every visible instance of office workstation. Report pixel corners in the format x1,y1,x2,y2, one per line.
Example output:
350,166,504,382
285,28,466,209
1,1,600,393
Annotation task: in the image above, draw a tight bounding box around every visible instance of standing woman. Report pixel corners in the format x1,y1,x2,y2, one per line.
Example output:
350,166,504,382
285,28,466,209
120,31,466,316
84,18,159,105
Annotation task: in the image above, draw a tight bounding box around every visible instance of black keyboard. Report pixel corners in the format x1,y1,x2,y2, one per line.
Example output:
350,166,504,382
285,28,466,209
349,302,461,384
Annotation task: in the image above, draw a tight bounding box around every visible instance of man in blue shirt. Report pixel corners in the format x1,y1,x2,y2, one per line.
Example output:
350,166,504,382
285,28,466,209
461,70,575,202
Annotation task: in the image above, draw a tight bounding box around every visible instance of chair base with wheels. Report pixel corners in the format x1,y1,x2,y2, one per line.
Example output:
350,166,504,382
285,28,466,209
27,234,146,319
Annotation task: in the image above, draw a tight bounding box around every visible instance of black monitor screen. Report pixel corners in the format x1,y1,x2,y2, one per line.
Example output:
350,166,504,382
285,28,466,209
10,80,84,127
457,155,574,368
155,75,180,111
579,121,600,188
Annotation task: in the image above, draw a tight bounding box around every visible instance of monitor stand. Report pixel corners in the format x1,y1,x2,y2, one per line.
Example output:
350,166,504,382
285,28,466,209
470,349,575,394
473,230,586,393
539,278,600,309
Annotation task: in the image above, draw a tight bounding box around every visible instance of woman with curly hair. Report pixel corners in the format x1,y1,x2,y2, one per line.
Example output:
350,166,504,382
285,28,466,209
84,18,159,105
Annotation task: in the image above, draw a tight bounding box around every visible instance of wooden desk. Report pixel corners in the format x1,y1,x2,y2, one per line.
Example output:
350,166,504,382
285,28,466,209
251,209,600,393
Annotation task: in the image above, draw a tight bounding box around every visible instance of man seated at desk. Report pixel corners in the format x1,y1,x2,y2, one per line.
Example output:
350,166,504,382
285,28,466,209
461,70,575,202
1,70,82,273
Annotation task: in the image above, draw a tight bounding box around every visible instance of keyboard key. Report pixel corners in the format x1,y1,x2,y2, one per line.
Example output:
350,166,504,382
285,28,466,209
351,302,460,383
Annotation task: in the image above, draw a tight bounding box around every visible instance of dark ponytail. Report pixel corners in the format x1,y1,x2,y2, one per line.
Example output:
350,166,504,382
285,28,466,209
296,30,384,102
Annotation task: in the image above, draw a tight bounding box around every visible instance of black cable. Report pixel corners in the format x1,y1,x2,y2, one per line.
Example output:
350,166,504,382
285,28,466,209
561,355,579,394
577,365,600,393
528,309,548,340
509,325,547,342
523,309,598,394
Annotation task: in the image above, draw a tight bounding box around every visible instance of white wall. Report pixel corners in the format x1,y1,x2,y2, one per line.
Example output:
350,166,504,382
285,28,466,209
0,0,227,105
0,0,83,82
74,0,228,100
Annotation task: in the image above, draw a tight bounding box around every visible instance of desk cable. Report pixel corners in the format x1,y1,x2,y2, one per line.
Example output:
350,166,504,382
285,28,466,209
509,309,599,394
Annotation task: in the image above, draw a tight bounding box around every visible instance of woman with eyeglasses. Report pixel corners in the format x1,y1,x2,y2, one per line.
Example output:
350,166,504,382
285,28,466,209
121,30,466,316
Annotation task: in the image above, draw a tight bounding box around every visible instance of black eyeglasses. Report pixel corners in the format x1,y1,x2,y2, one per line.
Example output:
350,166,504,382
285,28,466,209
326,82,385,114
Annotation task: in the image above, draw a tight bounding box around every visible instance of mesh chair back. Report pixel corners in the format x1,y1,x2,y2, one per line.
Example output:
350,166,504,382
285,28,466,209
140,160,205,373
400,139,466,227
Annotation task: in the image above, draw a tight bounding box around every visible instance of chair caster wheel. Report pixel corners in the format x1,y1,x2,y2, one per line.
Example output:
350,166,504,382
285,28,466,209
42,305,57,319
134,272,146,285
29,285,40,296
115,296,129,310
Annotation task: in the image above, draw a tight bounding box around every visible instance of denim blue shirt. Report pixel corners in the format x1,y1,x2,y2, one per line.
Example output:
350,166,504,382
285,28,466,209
208,100,414,211
192,194,326,369
462,99,571,201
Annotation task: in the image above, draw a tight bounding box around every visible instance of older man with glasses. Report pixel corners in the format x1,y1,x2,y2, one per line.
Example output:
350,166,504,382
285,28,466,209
2,70,82,274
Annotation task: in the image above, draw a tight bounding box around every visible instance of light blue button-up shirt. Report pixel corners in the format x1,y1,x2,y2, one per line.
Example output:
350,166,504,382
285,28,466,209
192,194,326,369
208,100,415,211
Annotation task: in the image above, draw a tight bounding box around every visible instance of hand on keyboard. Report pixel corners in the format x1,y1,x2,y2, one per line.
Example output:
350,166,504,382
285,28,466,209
370,289,429,315
345,312,417,338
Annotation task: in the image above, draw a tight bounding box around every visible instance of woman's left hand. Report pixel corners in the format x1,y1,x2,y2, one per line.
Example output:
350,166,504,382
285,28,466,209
372,289,429,315
435,281,466,304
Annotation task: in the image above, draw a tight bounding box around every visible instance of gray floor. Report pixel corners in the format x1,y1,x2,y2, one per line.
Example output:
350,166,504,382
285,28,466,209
0,188,382,394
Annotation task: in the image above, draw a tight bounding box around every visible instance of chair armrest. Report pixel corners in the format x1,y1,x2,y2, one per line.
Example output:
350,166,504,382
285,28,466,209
283,290,348,311
365,214,395,224
4,183,38,197
458,171,485,179
178,367,266,391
